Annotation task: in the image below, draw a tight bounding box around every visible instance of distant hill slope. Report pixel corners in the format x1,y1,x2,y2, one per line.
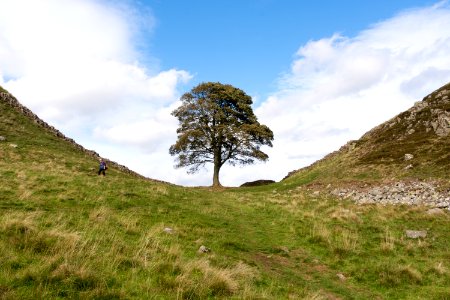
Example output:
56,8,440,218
284,82,450,185
0,86,169,184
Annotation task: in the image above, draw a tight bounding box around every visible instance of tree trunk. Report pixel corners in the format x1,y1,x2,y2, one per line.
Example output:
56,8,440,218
212,162,221,187
212,147,222,187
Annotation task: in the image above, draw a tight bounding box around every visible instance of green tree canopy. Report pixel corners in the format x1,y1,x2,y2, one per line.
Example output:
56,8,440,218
169,82,274,187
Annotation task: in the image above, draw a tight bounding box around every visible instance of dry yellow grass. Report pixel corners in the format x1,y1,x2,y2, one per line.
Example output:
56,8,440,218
176,259,256,298
329,207,362,223
430,262,447,276
334,228,359,252
380,228,396,252
310,222,331,244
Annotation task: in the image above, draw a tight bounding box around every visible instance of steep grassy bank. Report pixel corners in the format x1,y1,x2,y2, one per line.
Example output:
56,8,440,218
285,83,450,187
1,88,449,299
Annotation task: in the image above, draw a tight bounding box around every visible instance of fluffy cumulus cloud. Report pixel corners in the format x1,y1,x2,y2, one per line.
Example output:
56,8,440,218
0,0,197,185
232,3,450,185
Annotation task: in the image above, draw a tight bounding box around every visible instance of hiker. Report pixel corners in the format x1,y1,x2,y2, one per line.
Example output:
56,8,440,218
98,158,107,176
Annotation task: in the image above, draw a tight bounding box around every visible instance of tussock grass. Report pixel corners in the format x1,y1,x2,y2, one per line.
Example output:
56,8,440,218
380,227,396,252
429,262,447,276
329,207,362,223
176,259,256,298
378,263,423,286
310,222,331,245
309,222,359,255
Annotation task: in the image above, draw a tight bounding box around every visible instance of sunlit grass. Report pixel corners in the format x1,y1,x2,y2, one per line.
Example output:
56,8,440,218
1,89,450,298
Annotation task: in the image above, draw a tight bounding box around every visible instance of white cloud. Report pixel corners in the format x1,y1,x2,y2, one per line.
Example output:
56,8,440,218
250,3,450,184
0,0,198,185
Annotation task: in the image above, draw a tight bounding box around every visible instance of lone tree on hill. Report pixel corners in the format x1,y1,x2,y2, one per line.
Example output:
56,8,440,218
169,82,274,187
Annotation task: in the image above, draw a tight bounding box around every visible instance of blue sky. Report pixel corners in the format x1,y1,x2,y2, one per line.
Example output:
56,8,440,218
147,0,438,99
1,0,450,186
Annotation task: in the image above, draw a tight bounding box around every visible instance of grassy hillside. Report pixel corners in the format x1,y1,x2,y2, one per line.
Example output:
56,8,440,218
285,82,450,188
1,88,449,299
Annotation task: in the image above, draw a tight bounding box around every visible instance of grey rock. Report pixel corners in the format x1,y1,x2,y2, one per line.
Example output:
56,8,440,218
407,128,415,135
163,227,174,234
9,143,18,148
436,202,450,208
431,111,450,137
198,245,210,253
404,153,414,161
334,181,450,210
426,208,445,216
336,273,347,281
0,136,5,141
240,179,275,187
405,230,427,239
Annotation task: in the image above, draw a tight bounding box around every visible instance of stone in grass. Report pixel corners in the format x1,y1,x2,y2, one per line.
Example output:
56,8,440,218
404,153,414,161
240,179,275,187
9,143,18,148
198,245,210,253
405,230,427,239
426,208,445,216
163,227,174,234
336,273,347,281
0,136,6,141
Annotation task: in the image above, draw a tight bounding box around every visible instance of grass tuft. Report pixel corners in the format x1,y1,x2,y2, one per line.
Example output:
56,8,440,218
380,228,396,252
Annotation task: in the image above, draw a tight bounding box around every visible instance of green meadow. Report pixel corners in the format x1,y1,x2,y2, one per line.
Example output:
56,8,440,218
1,90,449,299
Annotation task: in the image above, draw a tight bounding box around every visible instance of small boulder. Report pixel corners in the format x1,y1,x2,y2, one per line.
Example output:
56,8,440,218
436,202,450,208
240,179,275,187
198,245,210,253
404,154,414,161
336,273,347,281
163,227,174,234
405,230,427,239
0,136,6,141
405,164,413,170
9,143,18,148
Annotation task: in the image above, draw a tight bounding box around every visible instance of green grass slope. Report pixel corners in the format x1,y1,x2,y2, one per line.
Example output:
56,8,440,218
284,82,450,187
1,87,449,299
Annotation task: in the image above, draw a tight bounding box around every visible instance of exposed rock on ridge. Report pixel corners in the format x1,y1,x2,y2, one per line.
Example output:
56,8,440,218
361,86,450,140
331,181,450,210
284,82,450,180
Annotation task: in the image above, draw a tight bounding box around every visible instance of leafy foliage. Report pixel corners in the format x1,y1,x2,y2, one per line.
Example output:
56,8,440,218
170,82,273,186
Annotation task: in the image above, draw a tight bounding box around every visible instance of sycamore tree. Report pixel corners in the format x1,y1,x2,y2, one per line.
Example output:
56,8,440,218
169,82,274,187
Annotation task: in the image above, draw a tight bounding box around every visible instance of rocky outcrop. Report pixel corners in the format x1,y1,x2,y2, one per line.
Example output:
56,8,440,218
284,83,450,181
240,179,275,187
362,87,450,141
0,90,172,185
331,181,450,210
